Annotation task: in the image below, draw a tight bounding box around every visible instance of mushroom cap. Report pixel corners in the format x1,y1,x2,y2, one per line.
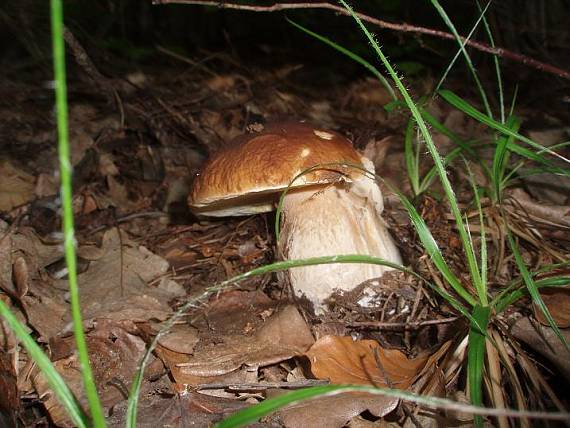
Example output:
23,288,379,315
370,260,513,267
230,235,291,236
189,121,364,216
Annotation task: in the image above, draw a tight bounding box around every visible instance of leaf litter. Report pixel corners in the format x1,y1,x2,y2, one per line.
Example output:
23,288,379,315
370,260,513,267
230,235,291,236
0,43,568,428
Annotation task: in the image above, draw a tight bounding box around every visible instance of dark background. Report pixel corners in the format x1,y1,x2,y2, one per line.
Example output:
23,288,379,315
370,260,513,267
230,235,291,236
1,0,569,111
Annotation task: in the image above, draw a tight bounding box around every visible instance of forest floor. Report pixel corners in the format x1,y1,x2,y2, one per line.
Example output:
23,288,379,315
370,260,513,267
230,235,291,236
0,47,569,427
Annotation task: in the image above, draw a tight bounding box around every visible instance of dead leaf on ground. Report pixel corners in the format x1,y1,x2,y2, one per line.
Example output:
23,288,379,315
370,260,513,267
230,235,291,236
178,305,313,378
55,228,176,322
534,286,570,328
511,316,570,380
0,347,18,427
0,160,35,211
158,324,199,354
154,305,313,389
33,323,152,426
306,335,429,389
278,391,399,428
507,188,570,228
196,290,274,335
288,336,452,428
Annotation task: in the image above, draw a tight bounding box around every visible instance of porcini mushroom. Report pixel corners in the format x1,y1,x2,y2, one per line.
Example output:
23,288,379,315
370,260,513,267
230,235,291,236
189,121,401,312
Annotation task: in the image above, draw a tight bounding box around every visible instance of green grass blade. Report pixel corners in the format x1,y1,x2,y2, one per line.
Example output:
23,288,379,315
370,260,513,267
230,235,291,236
0,301,88,426
126,254,413,427
434,0,492,118
476,0,505,123
464,159,488,304
494,277,570,313
216,383,570,428
467,305,491,428
287,18,396,100
50,0,106,426
404,119,420,195
419,145,464,194
491,115,520,202
506,231,570,352
337,0,483,308
431,0,492,118
397,191,476,306
439,89,570,166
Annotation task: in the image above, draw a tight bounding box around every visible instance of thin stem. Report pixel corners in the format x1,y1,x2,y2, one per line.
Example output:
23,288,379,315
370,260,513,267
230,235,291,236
50,1,106,426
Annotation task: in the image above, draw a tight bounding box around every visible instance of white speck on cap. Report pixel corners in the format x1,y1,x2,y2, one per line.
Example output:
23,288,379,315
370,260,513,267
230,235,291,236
313,130,334,140
300,148,311,157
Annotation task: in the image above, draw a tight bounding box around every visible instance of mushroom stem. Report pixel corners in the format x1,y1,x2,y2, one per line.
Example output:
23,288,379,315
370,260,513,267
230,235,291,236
278,158,401,313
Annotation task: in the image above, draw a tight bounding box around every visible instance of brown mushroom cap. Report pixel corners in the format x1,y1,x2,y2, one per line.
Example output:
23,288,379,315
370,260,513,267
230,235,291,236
189,121,364,216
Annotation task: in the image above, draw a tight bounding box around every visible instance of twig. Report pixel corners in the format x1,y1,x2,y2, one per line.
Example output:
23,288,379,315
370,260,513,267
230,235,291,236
196,379,330,391
153,0,570,81
347,317,459,330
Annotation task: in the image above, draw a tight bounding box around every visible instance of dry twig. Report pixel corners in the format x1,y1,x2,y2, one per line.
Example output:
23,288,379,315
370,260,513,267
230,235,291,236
152,0,570,81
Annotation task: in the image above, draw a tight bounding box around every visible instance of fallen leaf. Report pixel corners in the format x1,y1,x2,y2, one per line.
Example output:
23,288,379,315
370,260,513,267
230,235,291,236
175,305,314,380
511,316,570,380
534,286,570,328
158,324,199,355
306,336,428,389
278,392,398,428
33,323,151,426
55,228,176,322
0,160,35,211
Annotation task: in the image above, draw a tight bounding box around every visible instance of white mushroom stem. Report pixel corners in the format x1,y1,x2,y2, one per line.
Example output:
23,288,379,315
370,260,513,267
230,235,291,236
279,157,402,313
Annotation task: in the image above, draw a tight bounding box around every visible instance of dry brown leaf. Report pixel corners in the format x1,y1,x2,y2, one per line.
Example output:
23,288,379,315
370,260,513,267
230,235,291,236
176,305,314,380
534,286,570,328
55,228,176,322
0,160,35,211
511,316,570,380
278,392,398,428
0,348,18,427
306,336,428,389
158,324,199,354
507,188,570,228
33,323,150,426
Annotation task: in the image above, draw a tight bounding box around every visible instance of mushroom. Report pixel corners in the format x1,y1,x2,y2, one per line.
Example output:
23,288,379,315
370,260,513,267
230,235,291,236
189,121,401,312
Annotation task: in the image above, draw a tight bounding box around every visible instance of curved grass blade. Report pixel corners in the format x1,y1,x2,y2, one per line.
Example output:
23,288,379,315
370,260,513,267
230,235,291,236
433,0,493,119
476,0,505,123
468,304,491,428
50,0,106,425
492,115,520,202
337,0,484,308
506,231,570,352
439,89,570,166
404,119,420,195
494,277,570,313
0,301,88,427
126,254,412,427
216,384,570,428
287,18,396,101
464,159,488,304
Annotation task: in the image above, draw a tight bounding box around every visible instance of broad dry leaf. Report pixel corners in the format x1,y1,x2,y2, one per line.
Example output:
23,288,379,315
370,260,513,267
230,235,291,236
279,392,398,428
0,160,35,211
511,316,570,380
33,323,149,426
534,286,570,328
55,228,175,322
306,335,428,389
176,305,314,380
